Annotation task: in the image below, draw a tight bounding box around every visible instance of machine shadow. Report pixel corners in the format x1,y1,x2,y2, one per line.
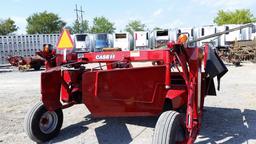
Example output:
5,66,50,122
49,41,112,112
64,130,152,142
49,115,93,143
51,114,158,144
51,107,256,144
197,107,256,144
94,116,158,144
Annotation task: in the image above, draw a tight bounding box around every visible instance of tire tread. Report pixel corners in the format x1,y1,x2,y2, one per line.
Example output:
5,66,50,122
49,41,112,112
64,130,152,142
153,111,181,144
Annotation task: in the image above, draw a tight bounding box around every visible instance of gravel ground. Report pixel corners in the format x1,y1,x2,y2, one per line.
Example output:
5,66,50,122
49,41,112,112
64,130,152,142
0,63,256,144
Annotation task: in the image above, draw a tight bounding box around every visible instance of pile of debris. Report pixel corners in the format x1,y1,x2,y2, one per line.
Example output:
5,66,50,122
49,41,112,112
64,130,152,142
218,38,256,66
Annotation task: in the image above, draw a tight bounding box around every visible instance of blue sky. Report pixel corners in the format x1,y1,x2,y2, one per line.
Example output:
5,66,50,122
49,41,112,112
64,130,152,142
1,0,256,34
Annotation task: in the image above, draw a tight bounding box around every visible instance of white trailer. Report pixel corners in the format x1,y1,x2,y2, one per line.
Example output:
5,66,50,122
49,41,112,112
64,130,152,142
215,24,254,48
178,28,194,38
133,31,149,50
151,30,170,49
241,26,252,41
169,28,179,42
215,26,228,48
113,32,132,51
73,33,93,52
223,24,242,43
178,27,196,47
197,26,218,47
250,23,256,40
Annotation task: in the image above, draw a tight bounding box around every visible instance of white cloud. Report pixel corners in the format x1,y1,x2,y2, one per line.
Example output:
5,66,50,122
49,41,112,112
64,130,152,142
153,8,163,17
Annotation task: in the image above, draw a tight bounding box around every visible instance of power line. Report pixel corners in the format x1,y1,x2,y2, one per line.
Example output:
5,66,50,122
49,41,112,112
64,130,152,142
74,4,85,22
80,5,84,23
74,4,85,33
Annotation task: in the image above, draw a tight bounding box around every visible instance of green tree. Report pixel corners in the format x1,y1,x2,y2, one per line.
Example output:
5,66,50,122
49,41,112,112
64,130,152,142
90,16,115,33
214,9,256,26
26,11,66,34
125,20,146,34
71,19,89,34
0,18,18,35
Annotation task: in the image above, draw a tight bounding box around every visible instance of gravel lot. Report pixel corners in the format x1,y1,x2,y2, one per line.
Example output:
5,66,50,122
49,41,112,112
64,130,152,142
0,63,256,144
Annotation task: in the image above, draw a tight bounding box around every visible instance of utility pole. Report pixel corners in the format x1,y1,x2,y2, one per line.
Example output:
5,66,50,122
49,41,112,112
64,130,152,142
74,4,80,32
80,6,84,24
74,4,85,33
74,4,79,21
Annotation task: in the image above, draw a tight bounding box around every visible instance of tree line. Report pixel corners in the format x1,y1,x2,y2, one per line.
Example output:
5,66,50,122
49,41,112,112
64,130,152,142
0,9,256,35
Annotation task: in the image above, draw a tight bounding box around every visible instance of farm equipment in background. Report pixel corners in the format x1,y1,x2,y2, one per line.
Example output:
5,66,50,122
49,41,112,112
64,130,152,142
6,44,60,71
218,38,256,66
6,55,22,67
7,55,45,71
187,23,255,66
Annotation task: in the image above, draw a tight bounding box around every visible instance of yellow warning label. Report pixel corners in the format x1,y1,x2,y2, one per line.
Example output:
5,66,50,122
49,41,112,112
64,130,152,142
56,29,74,49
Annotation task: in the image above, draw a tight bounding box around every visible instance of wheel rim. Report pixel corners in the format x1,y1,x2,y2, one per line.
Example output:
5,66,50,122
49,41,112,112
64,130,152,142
39,111,58,134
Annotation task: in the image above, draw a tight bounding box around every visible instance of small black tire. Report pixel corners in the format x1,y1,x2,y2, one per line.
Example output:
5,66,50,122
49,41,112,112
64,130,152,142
24,102,63,143
34,65,41,71
153,111,185,144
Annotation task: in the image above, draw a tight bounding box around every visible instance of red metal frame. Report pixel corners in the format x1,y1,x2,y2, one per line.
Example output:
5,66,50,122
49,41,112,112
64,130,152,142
40,43,213,144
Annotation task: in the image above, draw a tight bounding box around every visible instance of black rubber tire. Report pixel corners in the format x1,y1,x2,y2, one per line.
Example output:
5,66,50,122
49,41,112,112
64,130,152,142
24,102,63,143
33,65,41,71
153,111,185,144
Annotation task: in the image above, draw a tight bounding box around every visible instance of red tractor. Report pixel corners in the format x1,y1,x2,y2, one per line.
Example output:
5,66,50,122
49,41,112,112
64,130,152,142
24,33,228,143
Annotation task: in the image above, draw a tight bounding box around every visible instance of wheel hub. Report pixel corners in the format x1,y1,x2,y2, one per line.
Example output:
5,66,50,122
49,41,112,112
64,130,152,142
39,111,58,134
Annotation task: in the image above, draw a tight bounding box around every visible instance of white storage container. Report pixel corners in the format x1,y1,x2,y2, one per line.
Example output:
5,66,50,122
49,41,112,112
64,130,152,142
73,33,93,52
223,24,242,43
241,27,252,41
198,26,218,47
113,32,132,51
150,30,170,49
250,23,256,40
216,26,228,48
93,33,113,52
134,31,149,50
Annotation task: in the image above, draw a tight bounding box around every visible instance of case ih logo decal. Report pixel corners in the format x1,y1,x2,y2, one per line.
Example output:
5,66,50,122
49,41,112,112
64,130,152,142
95,54,115,60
